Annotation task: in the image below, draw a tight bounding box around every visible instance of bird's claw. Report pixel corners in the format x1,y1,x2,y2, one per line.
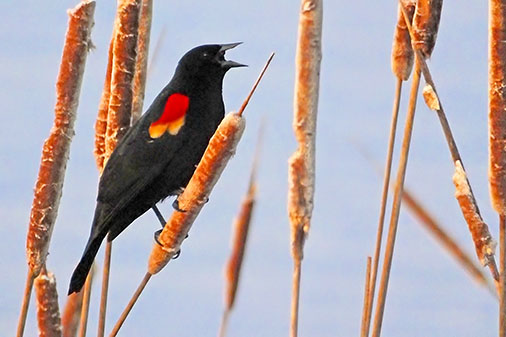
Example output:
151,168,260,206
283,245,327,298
154,229,163,246
172,198,186,212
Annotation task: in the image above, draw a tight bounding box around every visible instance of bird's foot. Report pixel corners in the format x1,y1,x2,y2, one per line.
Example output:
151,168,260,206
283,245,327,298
172,198,186,213
154,229,163,245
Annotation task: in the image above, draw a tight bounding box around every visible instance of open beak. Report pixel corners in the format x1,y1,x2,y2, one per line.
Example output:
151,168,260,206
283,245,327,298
219,42,247,68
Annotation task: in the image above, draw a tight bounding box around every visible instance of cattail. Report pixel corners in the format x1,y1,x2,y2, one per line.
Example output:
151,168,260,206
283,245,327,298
131,0,153,123
489,0,506,333
288,1,322,337
288,0,322,262
25,0,95,279
104,0,141,159
489,0,506,216
61,292,83,337
148,113,246,273
453,161,496,268
17,5,95,336
412,0,443,59
35,269,62,337
94,33,114,172
391,0,416,80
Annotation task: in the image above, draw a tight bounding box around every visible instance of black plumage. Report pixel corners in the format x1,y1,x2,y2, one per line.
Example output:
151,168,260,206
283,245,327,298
68,43,245,294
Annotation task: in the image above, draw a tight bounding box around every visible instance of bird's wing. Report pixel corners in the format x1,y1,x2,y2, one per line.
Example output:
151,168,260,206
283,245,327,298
97,90,187,211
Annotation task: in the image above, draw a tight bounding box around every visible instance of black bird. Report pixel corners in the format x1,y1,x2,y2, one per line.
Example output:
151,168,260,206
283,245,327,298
68,43,245,294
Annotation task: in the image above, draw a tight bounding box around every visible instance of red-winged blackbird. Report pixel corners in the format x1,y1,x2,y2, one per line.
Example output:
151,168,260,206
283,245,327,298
68,43,245,294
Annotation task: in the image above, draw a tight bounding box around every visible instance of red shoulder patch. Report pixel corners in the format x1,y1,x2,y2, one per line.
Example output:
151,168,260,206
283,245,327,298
149,93,190,138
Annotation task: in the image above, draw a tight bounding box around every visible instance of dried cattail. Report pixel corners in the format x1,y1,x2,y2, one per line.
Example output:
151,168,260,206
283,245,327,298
288,0,322,263
148,113,246,274
453,161,496,267
61,292,83,337
35,269,62,337
422,83,440,111
131,0,153,123
489,0,506,215
489,0,506,332
104,0,141,159
412,0,443,59
25,0,95,278
219,170,257,337
94,33,114,172
391,0,416,80
289,2,322,337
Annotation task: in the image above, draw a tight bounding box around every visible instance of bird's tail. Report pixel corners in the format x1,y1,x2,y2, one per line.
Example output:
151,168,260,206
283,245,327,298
68,230,106,295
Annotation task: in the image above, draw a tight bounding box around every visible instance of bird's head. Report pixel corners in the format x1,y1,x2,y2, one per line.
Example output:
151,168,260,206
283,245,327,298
175,43,246,82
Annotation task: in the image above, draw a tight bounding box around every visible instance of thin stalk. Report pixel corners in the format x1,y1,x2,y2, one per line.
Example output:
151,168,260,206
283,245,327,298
238,52,274,116
371,61,422,337
109,273,152,337
501,215,506,336
360,257,372,337
16,270,35,337
365,78,402,337
77,268,94,337
290,260,302,337
97,241,112,337
218,310,230,337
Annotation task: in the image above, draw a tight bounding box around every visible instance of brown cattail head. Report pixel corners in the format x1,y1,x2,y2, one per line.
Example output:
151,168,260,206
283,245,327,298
94,33,114,172
391,0,416,80
104,0,141,160
453,160,496,266
131,0,153,123
148,113,246,274
26,0,95,276
288,0,322,262
488,0,506,215
35,269,62,337
412,0,443,59
224,183,256,310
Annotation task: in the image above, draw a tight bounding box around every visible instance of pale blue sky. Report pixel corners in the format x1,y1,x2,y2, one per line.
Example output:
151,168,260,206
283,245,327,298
0,1,498,336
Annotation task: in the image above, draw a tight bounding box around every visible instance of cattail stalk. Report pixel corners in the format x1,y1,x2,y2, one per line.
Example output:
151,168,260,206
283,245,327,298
365,3,415,335
62,292,84,337
288,1,322,336
35,268,62,337
131,0,153,123
109,55,274,336
360,257,372,337
77,267,94,337
371,0,444,335
17,3,95,337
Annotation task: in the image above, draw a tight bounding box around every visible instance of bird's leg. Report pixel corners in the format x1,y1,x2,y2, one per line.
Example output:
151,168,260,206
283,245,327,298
152,205,166,228
152,205,166,246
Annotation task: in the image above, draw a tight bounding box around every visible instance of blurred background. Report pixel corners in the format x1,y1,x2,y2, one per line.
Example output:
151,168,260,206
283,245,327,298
0,1,497,336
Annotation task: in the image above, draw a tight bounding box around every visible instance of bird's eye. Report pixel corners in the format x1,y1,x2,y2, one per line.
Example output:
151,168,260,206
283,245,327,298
202,52,210,58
